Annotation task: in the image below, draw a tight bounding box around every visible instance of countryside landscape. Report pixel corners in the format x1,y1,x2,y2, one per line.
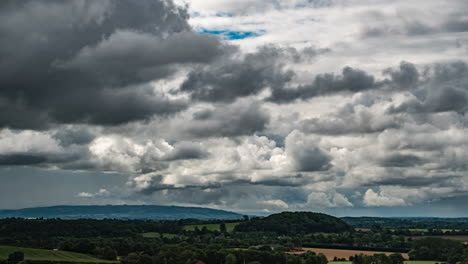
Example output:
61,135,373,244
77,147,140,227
1,206,468,264
2,0,468,263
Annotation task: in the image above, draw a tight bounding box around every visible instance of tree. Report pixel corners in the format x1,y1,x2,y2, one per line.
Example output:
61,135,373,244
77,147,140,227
225,253,237,264
389,253,405,264
8,251,24,264
220,223,227,233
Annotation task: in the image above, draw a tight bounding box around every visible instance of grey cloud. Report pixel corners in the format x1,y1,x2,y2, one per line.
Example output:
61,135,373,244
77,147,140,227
268,66,376,103
0,0,223,129
290,147,331,172
388,62,468,115
185,100,270,137
180,45,295,102
163,142,209,161
383,61,419,90
53,127,96,146
379,154,425,168
299,104,401,135
0,154,48,166
285,131,331,172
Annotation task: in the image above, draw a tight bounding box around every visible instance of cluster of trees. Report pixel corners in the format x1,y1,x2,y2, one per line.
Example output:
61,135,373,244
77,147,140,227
343,217,468,230
234,212,353,235
351,253,404,264
0,218,182,238
408,237,468,263
119,245,328,264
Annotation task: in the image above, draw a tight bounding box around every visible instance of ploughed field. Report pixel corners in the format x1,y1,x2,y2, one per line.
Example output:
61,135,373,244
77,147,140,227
288,248,409,261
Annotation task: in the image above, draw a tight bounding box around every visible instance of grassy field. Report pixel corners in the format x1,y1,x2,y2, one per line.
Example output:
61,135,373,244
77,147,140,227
142,232,186,239
410,235,468,242
183,222,241,232
405,261,443,264
328,260,442,264
0,246,117,263
389,228,461,232
288,248,409,261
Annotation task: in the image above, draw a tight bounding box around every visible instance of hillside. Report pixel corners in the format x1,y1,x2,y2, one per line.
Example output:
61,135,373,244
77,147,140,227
234,212,353,234
0,205,243,220
0,245,116,263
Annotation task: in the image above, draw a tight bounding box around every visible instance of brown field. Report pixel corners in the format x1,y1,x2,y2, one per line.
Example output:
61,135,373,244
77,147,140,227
288,248,409,261
354,228,371,232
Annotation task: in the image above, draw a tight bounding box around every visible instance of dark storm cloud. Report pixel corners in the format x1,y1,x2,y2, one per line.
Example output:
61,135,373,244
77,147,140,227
0,154,47,166
0,0,224,129
180,46,295,102
0,152,79,166
185,100,270,137
181,44,382,103
269,67,376,102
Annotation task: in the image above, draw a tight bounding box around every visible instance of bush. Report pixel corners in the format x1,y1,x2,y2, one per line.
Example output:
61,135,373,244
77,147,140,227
7,252,24,264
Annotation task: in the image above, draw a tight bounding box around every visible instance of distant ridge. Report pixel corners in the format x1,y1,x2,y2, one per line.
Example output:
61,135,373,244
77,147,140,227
0,205,243,220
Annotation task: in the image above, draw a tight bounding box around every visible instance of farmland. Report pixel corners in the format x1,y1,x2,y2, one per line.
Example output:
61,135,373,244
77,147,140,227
142,232,187,239
410,235,468,242
1,215,467,264
288,248,409,261
183,222,240,232
0,246,117,263
389,228,462,232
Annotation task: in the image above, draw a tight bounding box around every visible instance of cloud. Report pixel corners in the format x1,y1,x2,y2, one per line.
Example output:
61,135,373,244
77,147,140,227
363,189,407,207
77,189,110,198
306,192,353,208
285,130,331,172
2,0,468,214
183,99,271,137
257,199,289,210
0,0,223,129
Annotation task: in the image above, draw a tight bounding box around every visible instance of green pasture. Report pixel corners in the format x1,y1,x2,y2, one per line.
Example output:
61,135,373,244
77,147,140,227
183,222,241,232
0,245,117,263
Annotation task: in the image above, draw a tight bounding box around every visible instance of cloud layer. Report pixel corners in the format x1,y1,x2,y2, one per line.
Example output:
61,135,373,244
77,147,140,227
1,0,468,215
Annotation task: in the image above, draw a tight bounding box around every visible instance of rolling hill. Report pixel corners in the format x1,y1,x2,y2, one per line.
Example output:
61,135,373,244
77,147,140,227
0,205,243,220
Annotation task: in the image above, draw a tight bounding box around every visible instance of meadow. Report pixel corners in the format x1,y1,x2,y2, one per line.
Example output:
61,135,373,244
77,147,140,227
0,246,117,263
288,248,409,261
183,222,241,232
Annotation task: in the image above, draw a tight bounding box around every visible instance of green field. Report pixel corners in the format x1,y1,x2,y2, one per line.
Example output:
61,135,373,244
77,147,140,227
404,261,443,264
0,246,117,263
328,260,443,264
142,232,186,239
389,228,461,232
183,222,241,232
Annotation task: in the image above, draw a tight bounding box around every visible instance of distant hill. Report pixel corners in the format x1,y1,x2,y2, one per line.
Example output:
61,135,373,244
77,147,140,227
234,211,353,234
0,205,243,220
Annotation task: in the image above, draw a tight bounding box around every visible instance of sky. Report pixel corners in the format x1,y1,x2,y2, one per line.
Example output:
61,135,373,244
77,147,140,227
1,0,468,217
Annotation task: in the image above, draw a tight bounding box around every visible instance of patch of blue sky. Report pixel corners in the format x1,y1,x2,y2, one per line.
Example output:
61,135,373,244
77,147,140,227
198,29,265,40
